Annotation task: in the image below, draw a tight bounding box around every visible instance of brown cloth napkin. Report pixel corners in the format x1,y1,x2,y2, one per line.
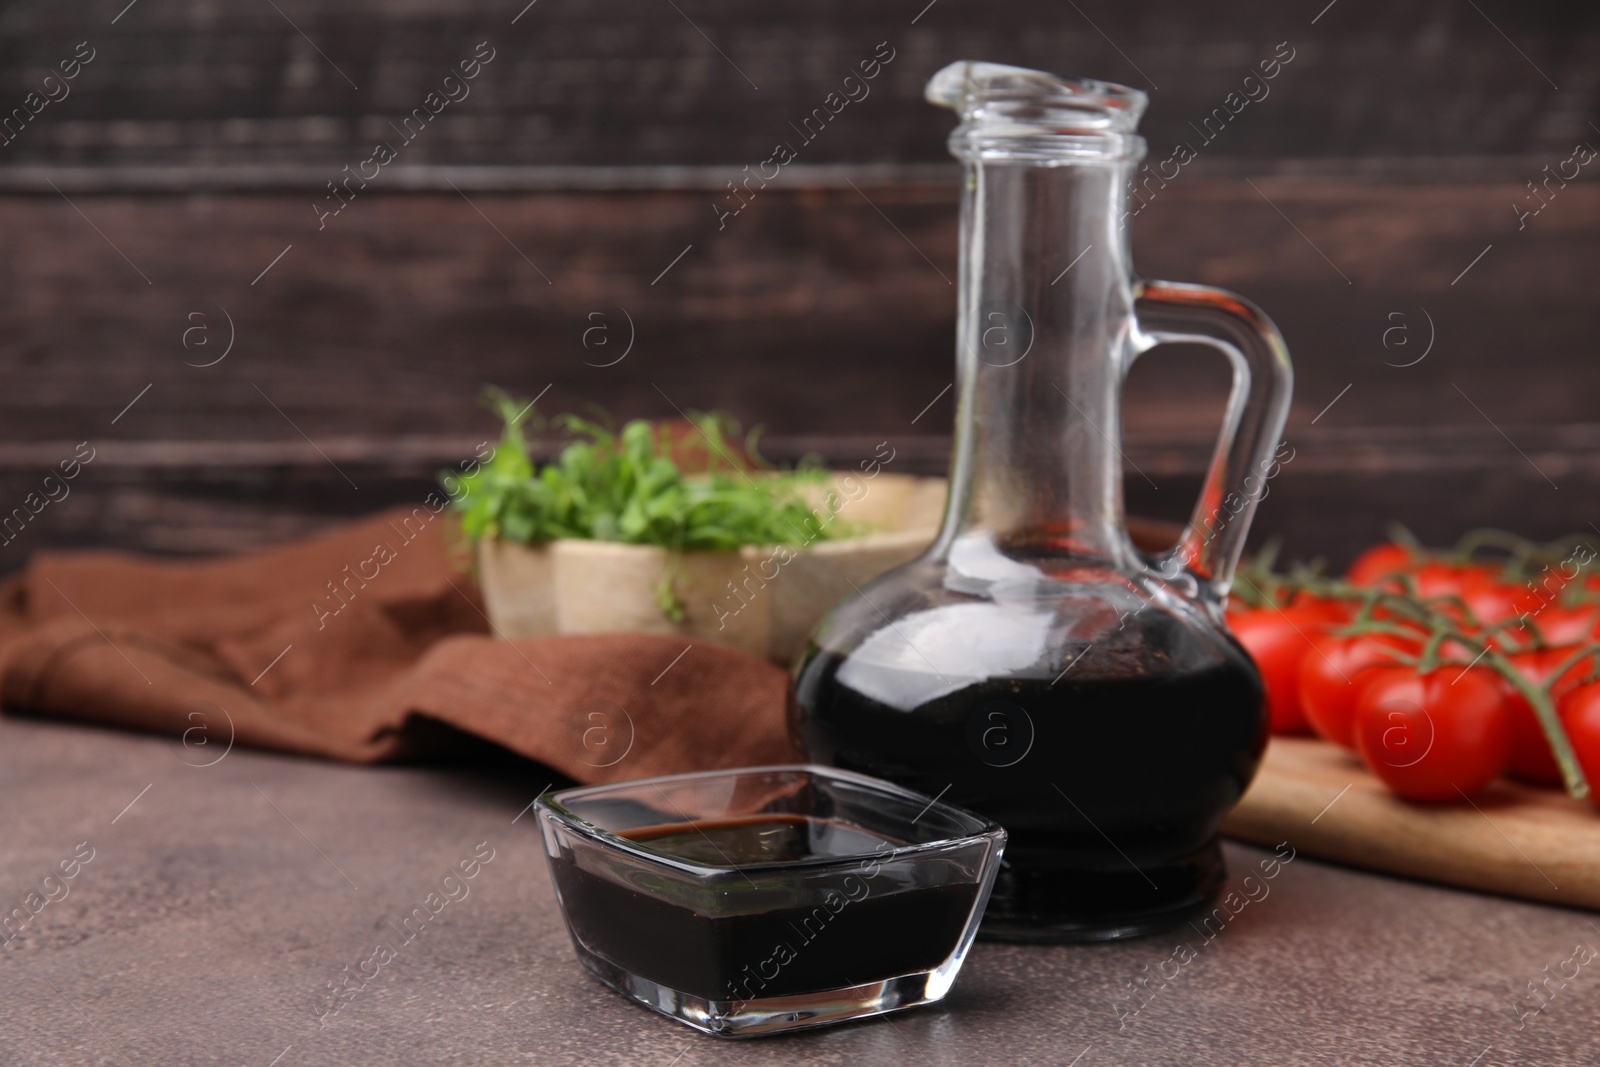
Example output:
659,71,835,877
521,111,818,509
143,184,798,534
0,509,797,783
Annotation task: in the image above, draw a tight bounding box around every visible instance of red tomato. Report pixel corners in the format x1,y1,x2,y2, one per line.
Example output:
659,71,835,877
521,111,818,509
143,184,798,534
1496,650,1594,785
1407,561,1477,599
1354,666,1511,801
1298,630,1421,748
1453,571,1530,627
1347,543,1415,586
1558,683,1600,797
1502,578,1555,619
1398,562,1506,604
1505,604,1600,648
1372,563,1516,631
1229,604,1344,735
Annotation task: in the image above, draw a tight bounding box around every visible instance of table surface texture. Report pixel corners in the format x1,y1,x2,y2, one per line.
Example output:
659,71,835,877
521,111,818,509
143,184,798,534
0,717,1594,1067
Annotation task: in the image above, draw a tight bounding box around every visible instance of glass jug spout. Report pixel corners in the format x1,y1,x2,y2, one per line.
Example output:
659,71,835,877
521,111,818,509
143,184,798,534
926,61,1148,164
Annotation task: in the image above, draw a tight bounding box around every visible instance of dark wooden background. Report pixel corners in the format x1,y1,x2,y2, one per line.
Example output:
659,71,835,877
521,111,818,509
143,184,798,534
0,0,1596,570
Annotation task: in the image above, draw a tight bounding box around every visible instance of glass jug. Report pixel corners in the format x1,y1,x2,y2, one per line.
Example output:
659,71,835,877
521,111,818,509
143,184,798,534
791,62,1293,942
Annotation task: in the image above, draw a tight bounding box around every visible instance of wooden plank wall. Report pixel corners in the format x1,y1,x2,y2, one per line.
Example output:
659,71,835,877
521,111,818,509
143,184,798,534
0,0,1595,571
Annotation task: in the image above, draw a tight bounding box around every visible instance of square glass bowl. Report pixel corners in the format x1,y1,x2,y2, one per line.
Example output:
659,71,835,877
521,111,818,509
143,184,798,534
535,764,1005,1037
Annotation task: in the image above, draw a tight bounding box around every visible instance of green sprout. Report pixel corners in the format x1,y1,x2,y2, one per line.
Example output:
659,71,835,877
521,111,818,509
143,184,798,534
444,388,850,620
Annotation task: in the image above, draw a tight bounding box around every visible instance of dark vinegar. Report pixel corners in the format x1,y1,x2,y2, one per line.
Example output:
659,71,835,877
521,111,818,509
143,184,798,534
792,647,1266,941
552,815,980,1001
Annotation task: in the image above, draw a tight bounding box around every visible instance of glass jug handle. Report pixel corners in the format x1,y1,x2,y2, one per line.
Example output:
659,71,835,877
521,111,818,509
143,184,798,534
1128,280,1294,599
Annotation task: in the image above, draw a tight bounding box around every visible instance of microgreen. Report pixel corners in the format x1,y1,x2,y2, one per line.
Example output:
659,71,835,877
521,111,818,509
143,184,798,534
444,388,849,619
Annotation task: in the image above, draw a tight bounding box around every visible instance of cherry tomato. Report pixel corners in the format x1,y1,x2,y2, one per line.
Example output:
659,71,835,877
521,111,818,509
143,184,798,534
1347,543,1415,586
1453,571,1530,627
1372,563,1518,631
1497,648,1596,785
1298,630,1421,748
1502,578,1553,619
1229,604,1344,735
1558,683,1600,798
1407,561,1477,599
1504,604,1600,648
1354,666,1510,801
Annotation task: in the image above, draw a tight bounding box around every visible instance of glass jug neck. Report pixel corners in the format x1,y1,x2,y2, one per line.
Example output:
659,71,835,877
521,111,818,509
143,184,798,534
932,154,1141,566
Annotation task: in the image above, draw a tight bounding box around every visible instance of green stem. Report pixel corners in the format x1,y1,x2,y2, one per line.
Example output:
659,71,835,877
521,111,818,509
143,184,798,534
1484,647,1590,800
655,549,686,622
1548,645,1600,693
1416,630,1452,673
1454,527,1534,560
1385,522,1424,555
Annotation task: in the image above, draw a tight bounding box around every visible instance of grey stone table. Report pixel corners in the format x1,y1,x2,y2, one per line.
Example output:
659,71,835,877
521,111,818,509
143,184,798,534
1,716,1595,1067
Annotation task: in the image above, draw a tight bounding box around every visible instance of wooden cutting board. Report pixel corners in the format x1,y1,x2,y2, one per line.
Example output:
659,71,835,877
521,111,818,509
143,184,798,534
1223,736,1600,911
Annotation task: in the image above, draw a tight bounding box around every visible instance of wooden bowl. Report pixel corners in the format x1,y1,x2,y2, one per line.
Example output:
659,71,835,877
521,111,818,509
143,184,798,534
475,473,947,664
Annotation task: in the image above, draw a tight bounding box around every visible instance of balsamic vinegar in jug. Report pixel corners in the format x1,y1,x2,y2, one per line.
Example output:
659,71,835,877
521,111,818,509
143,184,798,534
789,60,1290,942
790,556,1268,942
